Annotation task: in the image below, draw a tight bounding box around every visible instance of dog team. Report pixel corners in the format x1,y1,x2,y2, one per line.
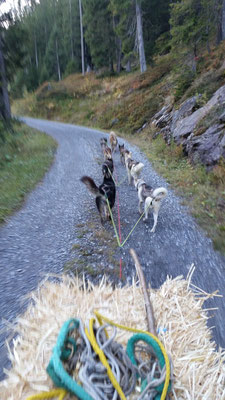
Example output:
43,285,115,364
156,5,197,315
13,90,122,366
81,131,168,233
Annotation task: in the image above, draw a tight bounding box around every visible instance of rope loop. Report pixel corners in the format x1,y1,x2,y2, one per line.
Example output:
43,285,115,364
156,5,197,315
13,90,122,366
94,311,172,400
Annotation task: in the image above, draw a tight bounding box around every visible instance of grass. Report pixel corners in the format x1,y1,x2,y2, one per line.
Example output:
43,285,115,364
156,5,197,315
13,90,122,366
66,215,121,281
0,121,57,223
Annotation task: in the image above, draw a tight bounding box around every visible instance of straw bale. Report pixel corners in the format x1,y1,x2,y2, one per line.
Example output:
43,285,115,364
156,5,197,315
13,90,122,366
0,272,224,400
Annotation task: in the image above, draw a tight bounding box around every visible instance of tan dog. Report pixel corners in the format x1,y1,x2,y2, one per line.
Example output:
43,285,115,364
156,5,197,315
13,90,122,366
109,131,118,153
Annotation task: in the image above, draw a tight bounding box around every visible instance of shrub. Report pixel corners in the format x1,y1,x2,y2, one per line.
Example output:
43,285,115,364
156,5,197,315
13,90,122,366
174,67,195,101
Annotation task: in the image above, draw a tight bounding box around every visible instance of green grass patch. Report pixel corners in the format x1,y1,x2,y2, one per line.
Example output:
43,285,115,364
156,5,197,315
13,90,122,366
0,121,57,223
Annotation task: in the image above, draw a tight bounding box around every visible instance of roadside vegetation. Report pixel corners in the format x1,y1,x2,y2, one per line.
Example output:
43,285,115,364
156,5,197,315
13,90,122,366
12,42,225,254
0,120,57,224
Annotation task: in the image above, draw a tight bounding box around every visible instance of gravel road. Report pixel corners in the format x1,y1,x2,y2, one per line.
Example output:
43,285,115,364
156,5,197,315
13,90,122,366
0,117,224,380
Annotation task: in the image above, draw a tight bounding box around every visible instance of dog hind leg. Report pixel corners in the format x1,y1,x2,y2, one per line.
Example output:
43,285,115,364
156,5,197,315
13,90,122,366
143,199,150,222
150,211,158,232
96,196,105,224
138,200,143,214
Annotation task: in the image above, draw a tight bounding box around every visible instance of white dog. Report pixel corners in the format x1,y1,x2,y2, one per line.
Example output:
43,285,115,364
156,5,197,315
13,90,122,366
135,178,168,232
124,151,144,185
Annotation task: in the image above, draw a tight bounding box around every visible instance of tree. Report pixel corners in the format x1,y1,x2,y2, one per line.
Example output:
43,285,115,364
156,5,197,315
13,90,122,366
83,0,116,71
0,33,11,120
170,0,221,66
0,3,11,121
79,0,85,74
170,0,220,72
110,0,137,71
135,0,146,72
216,0,225,43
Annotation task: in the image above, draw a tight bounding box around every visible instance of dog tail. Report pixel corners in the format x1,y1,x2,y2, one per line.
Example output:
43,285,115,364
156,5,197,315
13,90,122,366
152,187,168,200
132,162,144,175
80,176,99,195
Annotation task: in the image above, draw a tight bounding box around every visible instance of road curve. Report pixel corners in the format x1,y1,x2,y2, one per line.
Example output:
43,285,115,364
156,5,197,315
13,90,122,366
0,117,224,380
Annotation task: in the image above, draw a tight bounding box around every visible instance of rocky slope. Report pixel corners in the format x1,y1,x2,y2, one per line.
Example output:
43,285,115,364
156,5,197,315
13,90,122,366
151,84,225,169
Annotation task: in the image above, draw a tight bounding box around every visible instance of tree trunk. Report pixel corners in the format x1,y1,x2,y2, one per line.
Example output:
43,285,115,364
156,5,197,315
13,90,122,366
109,57,114,73
69,0,74,60
126,59,131,72
0,34,11,121
116,37,122,73
79,0,85,75
55,38,61,81
136,0,147,73
222,0,225,40
34,32,38,69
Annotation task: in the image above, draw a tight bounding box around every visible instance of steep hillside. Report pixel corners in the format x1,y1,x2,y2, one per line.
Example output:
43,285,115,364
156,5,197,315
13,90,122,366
12,44,225,253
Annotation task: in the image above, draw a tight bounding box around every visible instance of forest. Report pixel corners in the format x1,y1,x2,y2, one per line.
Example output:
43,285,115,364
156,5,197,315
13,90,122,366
0,0,225,112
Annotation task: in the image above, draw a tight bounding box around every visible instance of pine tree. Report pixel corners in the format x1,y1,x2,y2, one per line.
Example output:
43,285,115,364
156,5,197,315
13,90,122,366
83,0,116,71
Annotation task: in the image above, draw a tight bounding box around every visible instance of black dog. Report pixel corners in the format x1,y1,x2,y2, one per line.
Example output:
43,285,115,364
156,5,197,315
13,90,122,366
81,163,116,223
102,158,114,176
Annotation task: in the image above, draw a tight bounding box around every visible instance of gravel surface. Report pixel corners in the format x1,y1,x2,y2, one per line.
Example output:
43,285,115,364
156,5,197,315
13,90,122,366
0,117,224,380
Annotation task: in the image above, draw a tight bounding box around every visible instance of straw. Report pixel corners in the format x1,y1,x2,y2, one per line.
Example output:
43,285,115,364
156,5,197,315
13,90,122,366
0,272,224,400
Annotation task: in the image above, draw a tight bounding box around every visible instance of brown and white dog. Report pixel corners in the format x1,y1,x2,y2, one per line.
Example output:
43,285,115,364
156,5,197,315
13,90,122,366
124,151,144,185
109,131,118,153
135,178,168,232
100,137,108,153
103,146,112,161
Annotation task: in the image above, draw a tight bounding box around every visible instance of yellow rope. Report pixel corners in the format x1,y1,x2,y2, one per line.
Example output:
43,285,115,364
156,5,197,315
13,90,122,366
25,388,67,400
94,311,170,400
85,318,127,400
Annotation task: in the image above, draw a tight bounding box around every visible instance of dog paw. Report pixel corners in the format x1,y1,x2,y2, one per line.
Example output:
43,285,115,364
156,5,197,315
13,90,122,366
150,228,155,233
143,217,148,222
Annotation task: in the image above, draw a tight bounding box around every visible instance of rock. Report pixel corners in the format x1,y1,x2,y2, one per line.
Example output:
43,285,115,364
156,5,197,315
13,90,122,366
111,118,119,126
153,131,161,139
219,111,225,124
170,96,200,133
154,112,172,129
185,124,225,167
137,122,148,133
152,104,172,121
172,85,225,145
151,84,225,167
161,126,172,145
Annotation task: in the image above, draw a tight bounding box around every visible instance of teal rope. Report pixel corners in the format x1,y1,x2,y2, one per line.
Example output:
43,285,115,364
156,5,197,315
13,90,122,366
126,333,171,398
47,319,94,400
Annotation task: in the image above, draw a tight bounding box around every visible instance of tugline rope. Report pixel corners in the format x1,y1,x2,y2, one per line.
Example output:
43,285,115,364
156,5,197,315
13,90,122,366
105,196,148,248
25,389,67,400
94,311,171,400
112,162,123,278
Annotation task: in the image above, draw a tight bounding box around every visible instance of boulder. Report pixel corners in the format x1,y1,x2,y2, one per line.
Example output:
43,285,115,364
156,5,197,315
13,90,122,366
170,96,200,134
172,85,225,145
185,124,225,167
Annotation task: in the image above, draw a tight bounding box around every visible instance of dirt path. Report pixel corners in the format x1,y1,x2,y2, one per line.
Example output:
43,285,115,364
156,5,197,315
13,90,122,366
0,117,224,379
